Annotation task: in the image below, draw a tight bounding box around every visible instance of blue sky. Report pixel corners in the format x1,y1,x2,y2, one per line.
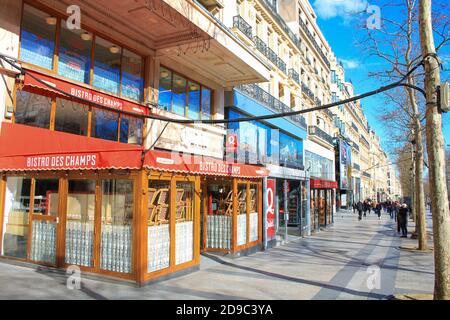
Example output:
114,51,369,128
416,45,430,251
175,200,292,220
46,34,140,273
312,0,450,155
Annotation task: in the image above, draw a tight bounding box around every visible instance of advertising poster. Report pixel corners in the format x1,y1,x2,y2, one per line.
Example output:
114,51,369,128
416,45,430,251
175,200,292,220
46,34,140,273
266,179,276,240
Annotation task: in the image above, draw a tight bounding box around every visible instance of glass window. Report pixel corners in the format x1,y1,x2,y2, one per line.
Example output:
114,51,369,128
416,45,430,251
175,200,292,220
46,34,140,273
55,98,89,136
100,179,133,273
175,181,194,265
148,180,170,272
158,67,172,111
188,81,200,120
65,180,96,267
121,49,143,101
91,108,119,142
172,73,186,116
205,181,232,250
15,90,51,129
201,87,211,120
1,177,32,259
237,184,247,246
58,20,92,83
279,132,303,169
32,179,59,216
249,184,259,242
120,115,143,145
93,37,121,95
20,4,56,70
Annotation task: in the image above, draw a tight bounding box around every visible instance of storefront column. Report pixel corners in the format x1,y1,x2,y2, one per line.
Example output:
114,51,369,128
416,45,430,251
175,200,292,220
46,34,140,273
136,170,148,285
231,178,238,253
0,175,5,255
306,179,311,236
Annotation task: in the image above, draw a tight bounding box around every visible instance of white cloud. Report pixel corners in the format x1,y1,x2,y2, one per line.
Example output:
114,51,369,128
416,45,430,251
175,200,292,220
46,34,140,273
340,58,360,69
313,0,368,19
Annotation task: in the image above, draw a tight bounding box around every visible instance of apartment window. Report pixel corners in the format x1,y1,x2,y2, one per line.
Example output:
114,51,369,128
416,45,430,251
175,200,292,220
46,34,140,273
157,66,212,120
20,4,56,70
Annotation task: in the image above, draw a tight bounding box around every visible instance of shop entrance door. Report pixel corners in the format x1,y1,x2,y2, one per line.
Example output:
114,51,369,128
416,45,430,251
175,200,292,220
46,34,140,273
29,178,60,266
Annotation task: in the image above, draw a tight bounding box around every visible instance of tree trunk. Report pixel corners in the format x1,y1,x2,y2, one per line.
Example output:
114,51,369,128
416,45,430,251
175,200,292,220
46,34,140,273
419,0,450,300
414,123,427,250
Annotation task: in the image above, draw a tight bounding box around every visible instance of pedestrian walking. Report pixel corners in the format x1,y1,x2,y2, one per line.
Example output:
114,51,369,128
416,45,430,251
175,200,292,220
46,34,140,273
363,200,368,217
357,201,363,221
375,202,382,220
352,201,356,214
398,203,409,237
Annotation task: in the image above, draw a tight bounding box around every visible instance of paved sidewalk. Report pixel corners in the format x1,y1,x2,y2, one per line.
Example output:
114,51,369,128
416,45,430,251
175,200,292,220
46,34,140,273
0,210,435,300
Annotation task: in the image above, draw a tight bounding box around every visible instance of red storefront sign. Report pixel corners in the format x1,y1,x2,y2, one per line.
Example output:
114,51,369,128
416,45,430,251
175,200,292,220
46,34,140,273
266,179,276,240
144,149,269,178
225,133,238,152
0,123,143,171
23,69,149,116
310,179,338,189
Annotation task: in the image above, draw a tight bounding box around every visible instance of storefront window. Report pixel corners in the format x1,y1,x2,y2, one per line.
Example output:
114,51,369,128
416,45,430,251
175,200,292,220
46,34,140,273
55,98,89,136
20,4,56,70
32,179,59,216
1,177,31,259
91,108,119,142
58,20,92,84
15,90,51,129
121,49,143,101
175,182,194,265
172,73,187,117
249,184,259,242
237,184,247,246
279,132,303,169
201,88,211,120
100,179,133,273
158,67,172,111
148,180,170,272
65,180,96,267
93,37,121,95
119,115,143,145
188,81,200,120
205,181,232,250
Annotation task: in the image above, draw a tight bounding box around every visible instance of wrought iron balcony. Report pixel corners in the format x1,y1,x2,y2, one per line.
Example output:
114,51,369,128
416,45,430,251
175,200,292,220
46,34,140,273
323,108,334,118
298,18,330,68
351,122,359,132
301,82,315,101
233,15,253,41
353,163,361,171
363,172,371,178
277,57,286,73
236,84,307,130
266,46,279,66
254,36,268,57
308,125,334,145
288,68,300,84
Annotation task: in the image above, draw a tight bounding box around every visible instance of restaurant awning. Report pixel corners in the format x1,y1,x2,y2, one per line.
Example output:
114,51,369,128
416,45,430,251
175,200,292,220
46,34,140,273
22,69,149,117
0,122,143,171
144,149,269,178
310,178,338,189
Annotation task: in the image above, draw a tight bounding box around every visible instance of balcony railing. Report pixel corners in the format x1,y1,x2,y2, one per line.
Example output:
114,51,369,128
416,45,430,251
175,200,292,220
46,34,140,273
233,15,253,41
236,84,307,129
266,46,279,66
363,172,371,178
352,142,360,152
353,163,361,171
308,125,334,145
298,18,330,68
288,68,300,84
323,108,334,118
277,57,286,73
301,82,315,101
351,122,359,132
254,36,268,57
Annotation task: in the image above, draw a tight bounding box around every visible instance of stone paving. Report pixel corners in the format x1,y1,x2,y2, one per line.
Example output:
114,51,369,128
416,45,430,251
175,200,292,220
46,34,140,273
0,209,435,300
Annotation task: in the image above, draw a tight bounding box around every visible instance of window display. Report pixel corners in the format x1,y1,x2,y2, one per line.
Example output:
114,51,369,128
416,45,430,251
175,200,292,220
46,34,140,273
100,179,133,273
206,182,232,250
147,180,170,272
279,132,303,169
1,177,31,259
249,184,258,242
15,90,51,129
237,184,247,246
65,180,96,267
175,182,194,265
19,4,55,70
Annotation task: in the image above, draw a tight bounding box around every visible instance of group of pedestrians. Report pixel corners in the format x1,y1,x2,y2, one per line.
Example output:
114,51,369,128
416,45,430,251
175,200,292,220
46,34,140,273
352,198,410,238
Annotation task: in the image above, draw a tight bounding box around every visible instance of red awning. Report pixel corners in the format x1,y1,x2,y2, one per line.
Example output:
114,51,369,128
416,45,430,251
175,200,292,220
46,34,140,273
22,69,149,116
0,122,143,171
310,178,338,189
144,149,269,178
